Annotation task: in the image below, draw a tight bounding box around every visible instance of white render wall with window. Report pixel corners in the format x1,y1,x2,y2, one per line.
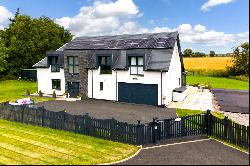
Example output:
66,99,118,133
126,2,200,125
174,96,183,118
36,66,65,95
87,42,182,106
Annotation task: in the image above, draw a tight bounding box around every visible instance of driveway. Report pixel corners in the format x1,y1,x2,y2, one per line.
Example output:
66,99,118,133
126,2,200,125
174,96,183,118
212,89,249,114
37,99,177,124
118,138,249,165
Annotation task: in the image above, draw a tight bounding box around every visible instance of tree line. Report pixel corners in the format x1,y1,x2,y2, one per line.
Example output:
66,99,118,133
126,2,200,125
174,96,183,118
0,9,73,77
183,49,217,57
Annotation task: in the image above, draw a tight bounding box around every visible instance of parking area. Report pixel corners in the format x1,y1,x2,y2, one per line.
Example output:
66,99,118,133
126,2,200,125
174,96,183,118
118,138,249,165
212,89,249,114
37,99,177,124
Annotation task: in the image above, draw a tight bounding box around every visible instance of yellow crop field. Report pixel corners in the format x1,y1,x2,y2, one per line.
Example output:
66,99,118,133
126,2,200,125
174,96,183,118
183,57,233,71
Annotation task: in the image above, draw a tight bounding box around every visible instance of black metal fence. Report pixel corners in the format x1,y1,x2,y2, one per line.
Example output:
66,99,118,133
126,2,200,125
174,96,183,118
207,112,249,149
0,102,249,149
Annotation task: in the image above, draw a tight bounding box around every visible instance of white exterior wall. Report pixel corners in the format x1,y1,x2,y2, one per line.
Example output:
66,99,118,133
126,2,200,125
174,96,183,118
164,42,182,105
87,42,182,106
88,67,165,105
37,66,65,95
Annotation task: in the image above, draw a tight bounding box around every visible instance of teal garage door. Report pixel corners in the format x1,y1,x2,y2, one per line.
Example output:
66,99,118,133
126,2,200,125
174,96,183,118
118,83,158,106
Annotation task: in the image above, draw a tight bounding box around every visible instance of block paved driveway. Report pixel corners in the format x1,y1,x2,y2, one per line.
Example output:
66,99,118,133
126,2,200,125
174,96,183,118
37,99,177,124
117,136,249,165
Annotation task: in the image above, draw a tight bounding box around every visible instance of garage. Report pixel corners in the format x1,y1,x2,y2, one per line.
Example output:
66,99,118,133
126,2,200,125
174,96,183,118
118,83,158,106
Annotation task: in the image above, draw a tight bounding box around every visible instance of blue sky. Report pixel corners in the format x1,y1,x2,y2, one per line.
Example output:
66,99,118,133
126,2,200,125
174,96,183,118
0,0,249,53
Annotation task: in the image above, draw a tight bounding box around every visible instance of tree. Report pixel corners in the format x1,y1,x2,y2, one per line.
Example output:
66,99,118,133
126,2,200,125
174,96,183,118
192,52,206,57
0,40,8,72
227,42,249,76
0,10,73,76
183,49,193,57
209,50,216,57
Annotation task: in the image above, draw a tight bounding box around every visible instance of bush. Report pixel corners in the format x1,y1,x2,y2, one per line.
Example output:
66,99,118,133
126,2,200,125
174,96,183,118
38,90,43,97
26,89,30,96
52,90,56,98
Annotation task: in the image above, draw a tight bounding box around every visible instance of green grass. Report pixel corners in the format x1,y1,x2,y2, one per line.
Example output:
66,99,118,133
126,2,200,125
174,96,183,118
0,80,54,103
0,119,139,165
176,109,225,119
187,75,249,90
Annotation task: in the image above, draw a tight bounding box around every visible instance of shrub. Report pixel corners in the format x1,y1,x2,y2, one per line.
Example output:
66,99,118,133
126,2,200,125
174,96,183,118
52,90,56,98
26,89,30,96
38,90,43,97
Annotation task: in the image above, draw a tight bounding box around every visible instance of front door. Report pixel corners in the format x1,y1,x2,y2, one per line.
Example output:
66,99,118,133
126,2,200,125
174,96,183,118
68,82,80,98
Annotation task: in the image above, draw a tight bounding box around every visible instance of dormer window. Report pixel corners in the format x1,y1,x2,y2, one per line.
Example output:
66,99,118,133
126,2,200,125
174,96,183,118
98,55,112,74
129,56,144,75
51,56,60,72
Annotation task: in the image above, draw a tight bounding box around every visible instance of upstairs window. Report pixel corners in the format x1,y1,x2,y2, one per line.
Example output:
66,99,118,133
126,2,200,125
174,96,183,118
98,56,112,74
68,56,79,74
129,56,144,75
51,56,60,72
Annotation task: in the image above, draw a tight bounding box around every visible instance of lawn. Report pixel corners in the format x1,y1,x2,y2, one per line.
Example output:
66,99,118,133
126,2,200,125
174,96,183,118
0,80,54,103
176,109,225,119
186,75,249,90
0,119,139,165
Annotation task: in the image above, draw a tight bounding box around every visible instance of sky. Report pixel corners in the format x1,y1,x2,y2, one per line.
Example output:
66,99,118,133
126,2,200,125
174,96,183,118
0,0,249,53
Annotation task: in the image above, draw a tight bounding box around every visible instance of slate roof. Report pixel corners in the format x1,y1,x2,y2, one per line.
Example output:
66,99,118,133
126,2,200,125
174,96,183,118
33,32,184,72
32,51,64,68
33,57,47,68
65,31,179,50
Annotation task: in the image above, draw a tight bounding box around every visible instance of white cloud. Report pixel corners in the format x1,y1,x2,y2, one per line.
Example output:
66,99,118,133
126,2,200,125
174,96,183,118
201,0,234,12
0,5,13,26
55,0,248,52
55,0,140,36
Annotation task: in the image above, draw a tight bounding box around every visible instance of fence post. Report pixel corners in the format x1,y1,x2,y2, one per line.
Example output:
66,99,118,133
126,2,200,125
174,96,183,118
21,105,25,123
224,116,228,140
136,120,143,145
206,109,211,136
181,117,186,136
41,106,45,127
110,118,116,141
152,118,158,144
83,113,91,135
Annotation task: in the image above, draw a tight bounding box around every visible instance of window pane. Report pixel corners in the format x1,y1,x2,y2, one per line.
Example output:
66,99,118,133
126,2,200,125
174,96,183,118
101,57,105,65
138,67,144,75
138,57,143,65
74,66,79,73
130,66,137,74
68,57,74,65
106,56,111,66
69,65,74,73
74,57,79,65
51,56,58,65
100,82,103,90
130,57,136,65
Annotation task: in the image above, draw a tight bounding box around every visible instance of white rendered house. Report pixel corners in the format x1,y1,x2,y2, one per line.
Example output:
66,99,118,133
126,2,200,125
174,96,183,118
33,32,186,106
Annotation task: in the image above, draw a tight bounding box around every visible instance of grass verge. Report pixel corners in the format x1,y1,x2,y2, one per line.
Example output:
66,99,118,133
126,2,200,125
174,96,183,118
0,119,139,165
